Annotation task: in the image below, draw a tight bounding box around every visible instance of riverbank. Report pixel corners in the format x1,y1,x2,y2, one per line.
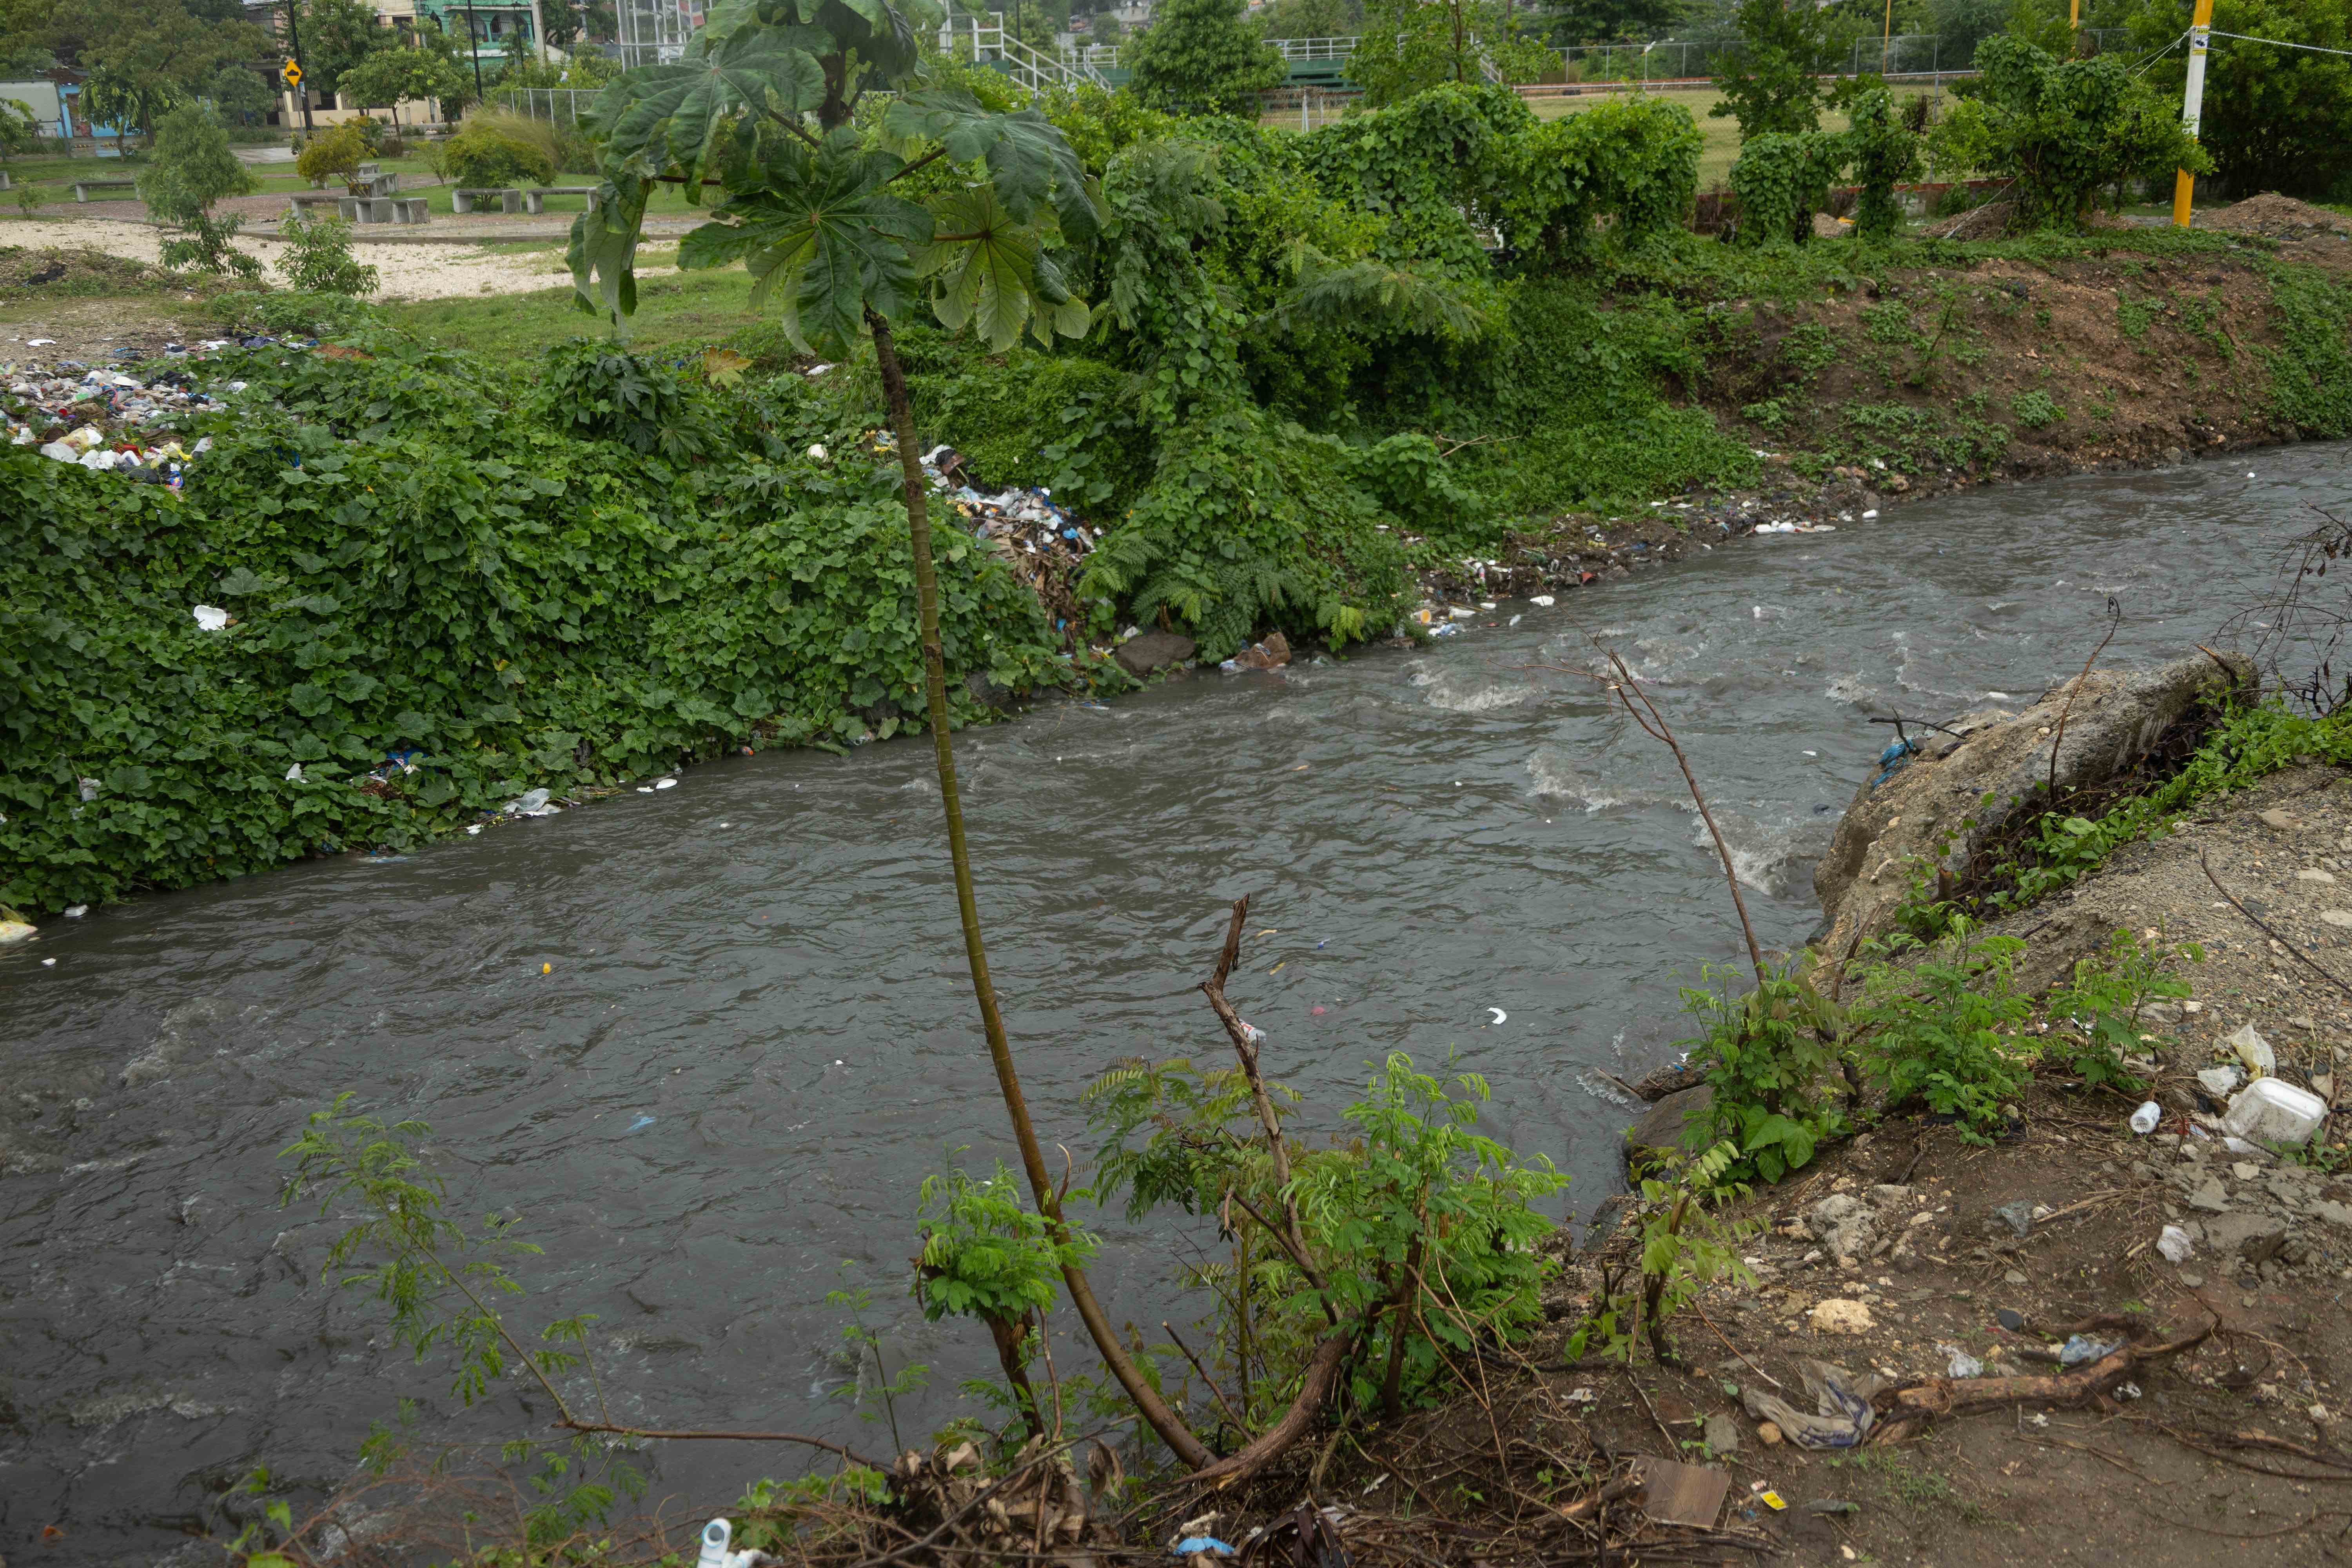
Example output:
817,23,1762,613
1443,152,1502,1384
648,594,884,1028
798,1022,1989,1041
1509,673,2352,1564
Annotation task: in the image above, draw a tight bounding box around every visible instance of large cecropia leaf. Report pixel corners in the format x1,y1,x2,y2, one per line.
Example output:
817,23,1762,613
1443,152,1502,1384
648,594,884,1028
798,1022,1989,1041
594,29,827,196
566,170,653,331
919,186,1089,352
883,89,1103,246
678,128,933,354
702,0,918,85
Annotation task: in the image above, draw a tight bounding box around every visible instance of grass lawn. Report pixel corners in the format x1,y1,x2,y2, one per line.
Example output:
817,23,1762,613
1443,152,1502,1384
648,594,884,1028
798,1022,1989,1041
379,259,775,364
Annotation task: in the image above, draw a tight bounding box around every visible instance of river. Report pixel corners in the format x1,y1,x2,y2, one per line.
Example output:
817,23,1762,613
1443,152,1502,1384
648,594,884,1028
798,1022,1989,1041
4,445,2343,1560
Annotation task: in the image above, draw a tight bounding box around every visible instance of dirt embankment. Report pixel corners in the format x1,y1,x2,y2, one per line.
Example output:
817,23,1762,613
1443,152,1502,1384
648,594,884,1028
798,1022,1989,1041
1529,775,2352,1565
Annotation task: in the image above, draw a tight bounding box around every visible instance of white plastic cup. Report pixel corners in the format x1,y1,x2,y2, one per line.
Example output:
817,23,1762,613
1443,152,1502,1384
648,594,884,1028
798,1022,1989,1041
2129,1101,2161,1135
697,1519,732,1568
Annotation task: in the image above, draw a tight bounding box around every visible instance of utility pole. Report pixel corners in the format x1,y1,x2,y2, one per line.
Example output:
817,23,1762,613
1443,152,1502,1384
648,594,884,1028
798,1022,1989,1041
2172,0,2215,228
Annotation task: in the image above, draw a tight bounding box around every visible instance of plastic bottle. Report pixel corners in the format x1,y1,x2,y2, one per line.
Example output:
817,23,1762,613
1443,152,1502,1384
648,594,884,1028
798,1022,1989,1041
2129,1101,2161,1134
2221,1078,2328,1147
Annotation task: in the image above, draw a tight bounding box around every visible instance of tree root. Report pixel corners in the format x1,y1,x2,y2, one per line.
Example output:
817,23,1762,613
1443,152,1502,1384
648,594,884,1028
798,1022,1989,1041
1868,1316,2214,1443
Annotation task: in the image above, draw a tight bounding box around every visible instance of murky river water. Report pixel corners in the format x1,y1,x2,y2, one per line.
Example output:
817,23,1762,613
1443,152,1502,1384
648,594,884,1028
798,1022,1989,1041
5,446,2346,1561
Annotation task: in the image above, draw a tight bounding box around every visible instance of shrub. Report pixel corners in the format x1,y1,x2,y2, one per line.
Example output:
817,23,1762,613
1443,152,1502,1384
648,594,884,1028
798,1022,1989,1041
1850,927,2035,1142
1930,37,2207,230
1729,131,1845,247
445,118,557,189
536,338,715,460
2011,387,2062,428
1712,0,1832,138
1844,87,1924,241
276,212,380,296
0,332,1072,913
2047,929,2203,1096
1675,961,1849,1184
294,122,370,187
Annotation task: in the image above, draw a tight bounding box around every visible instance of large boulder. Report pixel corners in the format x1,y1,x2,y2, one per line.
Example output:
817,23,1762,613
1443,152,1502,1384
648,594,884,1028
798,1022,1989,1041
1623,1083,1712,1177
1114,630,1196,678
1812,652,2251,960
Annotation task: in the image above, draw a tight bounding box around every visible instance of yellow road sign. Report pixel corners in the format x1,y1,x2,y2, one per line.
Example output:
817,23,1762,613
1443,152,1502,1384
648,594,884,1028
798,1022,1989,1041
281,59,302,87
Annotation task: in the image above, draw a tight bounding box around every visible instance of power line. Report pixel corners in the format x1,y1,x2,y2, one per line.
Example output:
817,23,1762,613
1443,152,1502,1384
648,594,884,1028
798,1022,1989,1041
2207,29,2352,58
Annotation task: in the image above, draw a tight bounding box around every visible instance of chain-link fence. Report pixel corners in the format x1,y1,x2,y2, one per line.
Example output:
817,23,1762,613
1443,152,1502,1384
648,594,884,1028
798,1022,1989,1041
490,87,596,125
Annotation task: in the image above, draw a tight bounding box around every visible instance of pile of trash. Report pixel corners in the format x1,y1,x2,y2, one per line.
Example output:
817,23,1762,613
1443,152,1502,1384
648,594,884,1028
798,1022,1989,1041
5,345,250,481
916,443,1101,637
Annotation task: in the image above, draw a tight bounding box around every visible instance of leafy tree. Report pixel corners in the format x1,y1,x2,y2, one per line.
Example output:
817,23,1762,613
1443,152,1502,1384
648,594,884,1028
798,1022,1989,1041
207,62,278,126
300,0,396,104
542,0,583,48
1123,0,1285,117
337,45,470,129
1348,0,1560,105
1547,0,1687,44
1931,34,2206,227
568,0,1215,1473
1929,0,2016,62
1710,0,1831,138
65,0,268,153
137,102,260,275
1257,0,1361,38
2128,0,2352,199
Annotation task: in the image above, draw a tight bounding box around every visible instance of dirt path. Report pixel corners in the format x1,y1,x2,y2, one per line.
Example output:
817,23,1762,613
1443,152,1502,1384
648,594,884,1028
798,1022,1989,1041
0,216,671,302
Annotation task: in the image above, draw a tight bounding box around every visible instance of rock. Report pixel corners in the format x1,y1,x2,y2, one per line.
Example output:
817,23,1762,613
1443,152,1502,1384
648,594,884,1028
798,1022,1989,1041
2298,869,2337,884
1991,1200,2035,1238
1112,630,1196,678
1624,1084,1711,1175
1704,1412,1742,1452
1758,1420,1784,1445
964,670,1020,710
1866,1183,1915,1210
1813,652,2254,956
2313,1200,2352,1229
2203,1212,2290,1263
2185,1178,2232,1212
2259,808,2295,829
1810,1298,1874,1334
1808,1194,1878,1260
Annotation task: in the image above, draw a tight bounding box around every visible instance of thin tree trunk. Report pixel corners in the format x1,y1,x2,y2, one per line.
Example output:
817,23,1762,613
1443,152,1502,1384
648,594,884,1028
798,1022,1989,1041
867,310,1211,1472
984,1311,1042,1439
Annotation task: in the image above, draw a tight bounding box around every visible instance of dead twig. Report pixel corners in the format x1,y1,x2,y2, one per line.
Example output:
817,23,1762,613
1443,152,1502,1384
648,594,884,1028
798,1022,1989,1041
1691,1299,1784,1392
1163,1320,1248,1438
1201,896,1338,1325
1586,642,1768,988
2199,849,2352,1002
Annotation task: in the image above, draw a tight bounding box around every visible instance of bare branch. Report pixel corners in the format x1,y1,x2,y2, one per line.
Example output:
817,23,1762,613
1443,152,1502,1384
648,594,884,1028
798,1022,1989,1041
2048,597,2122,802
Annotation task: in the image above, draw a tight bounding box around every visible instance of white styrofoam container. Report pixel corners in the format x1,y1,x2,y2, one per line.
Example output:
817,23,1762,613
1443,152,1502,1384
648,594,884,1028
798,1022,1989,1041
2221,1078,2328,1147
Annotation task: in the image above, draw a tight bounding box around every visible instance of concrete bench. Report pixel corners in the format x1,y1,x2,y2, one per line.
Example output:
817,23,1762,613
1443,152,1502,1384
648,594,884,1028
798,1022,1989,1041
524,185,600,214
286,192,346,220
391,196,428,225
348,171,399,197
0,171,11,191
73,179,136,201
452,186,523,214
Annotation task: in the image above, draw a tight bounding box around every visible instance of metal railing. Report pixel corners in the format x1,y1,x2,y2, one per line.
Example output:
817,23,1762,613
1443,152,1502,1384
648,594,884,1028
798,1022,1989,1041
937,10,1107,90
491,86,597,124
1266,36,1356,61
